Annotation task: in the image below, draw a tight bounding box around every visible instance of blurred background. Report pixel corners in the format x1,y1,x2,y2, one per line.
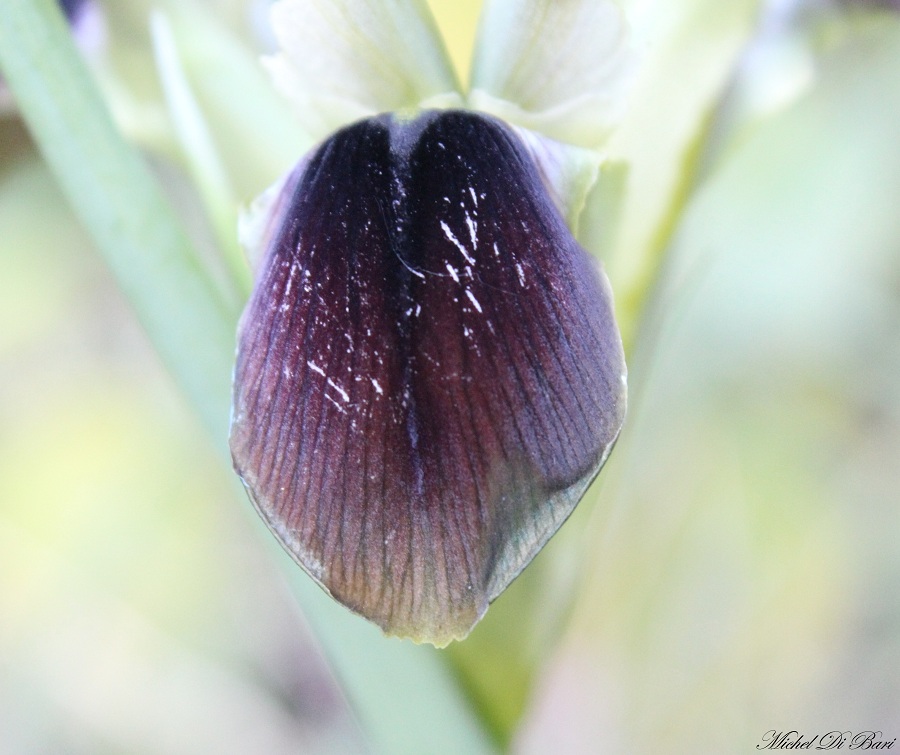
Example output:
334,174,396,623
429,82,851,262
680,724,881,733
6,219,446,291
1,0,899,752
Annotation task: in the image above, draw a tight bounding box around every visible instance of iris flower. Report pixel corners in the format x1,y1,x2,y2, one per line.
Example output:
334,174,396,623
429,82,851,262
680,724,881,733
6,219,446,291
230,0,636,646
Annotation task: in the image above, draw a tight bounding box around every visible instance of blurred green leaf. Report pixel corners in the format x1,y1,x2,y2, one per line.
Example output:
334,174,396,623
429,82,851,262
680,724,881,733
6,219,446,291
515,16,900,752
0,0,237,453
603,0,761,347
149,9,250,297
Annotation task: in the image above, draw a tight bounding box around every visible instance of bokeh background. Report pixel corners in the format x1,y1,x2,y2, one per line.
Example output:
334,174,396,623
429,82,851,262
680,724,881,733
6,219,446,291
1,0,899,752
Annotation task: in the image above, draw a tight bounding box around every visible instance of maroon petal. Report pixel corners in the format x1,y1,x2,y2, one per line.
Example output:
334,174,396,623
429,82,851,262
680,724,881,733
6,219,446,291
230,110,626,645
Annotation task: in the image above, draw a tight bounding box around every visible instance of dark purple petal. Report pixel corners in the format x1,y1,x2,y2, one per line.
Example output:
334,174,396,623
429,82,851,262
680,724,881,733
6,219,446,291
231,110,626,645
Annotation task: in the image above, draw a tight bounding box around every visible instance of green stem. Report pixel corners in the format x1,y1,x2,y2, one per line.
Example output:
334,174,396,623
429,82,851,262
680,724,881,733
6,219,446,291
617,107,718,359
0,2,495,752
149,9,251,300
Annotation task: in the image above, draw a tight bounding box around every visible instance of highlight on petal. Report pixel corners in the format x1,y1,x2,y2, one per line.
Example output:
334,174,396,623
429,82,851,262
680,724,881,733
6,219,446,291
230,110,627,646
263,0,463,141
468,0,638,148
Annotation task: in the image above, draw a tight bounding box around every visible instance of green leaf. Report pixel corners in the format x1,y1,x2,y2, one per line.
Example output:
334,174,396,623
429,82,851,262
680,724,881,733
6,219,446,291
0,0,237,453
577,159,630,264
149,9,250,298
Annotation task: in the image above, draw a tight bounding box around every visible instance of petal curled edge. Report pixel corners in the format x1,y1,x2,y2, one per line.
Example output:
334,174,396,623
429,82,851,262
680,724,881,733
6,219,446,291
264,0,462,140
510,125,605,235
469,0,638,148
231,110,627,646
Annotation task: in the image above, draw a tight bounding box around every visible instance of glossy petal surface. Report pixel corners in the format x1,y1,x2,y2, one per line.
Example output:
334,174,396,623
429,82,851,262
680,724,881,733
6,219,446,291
231,111,626,645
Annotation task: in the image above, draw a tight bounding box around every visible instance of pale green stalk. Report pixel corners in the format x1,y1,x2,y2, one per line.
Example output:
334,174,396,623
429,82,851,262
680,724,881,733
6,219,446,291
0,1,495,751
149,9,251,299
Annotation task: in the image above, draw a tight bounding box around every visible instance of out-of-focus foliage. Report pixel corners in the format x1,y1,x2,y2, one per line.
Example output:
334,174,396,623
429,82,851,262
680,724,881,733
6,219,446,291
516,14,900,753
0,119,362,753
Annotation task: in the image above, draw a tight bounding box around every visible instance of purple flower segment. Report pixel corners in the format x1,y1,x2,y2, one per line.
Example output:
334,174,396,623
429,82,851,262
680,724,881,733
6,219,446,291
230,110,627,645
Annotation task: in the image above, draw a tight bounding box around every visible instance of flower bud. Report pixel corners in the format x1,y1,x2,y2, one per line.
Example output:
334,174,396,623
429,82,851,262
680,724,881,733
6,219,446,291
231,110,626,645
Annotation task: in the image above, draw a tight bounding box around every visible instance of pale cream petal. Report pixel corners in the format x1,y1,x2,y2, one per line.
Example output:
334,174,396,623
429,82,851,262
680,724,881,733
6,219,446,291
469,0,637,147
602,0,761,311
264,0,462,140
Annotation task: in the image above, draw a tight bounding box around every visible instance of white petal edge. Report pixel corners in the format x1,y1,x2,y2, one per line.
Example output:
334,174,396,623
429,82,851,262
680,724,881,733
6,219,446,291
469,0,639,148
264,0,463,140
238,162,305,275
510,125,605,234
